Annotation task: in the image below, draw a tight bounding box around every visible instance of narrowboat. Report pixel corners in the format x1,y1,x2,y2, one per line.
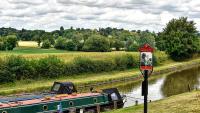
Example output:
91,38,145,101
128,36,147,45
0,82,125,113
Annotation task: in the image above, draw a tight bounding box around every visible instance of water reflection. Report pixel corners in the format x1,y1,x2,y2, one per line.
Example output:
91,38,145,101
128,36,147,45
78,66,200,107
161,66,200,97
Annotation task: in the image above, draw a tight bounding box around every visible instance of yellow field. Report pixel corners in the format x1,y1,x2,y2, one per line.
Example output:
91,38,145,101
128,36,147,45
18,41,38,47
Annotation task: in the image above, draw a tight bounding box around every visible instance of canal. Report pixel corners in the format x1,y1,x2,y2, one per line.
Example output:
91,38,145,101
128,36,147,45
85,66,200,107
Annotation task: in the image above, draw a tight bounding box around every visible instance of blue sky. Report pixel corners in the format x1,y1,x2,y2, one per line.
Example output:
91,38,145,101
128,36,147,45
0,0,200,32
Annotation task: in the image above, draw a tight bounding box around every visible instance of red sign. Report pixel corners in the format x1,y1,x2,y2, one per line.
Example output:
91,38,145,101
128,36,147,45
139,44,154,74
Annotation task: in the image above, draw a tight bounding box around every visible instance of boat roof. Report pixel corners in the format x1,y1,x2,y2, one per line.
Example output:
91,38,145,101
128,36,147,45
0,93,100,109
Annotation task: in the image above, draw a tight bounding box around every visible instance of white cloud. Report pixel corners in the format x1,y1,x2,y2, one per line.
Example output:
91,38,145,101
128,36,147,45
0,0,200,32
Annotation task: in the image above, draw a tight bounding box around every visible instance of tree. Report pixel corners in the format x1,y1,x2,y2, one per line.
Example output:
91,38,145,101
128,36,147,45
83,35,110,52
41,33,55,45
127,43,139,51
139,31,155,48
65,41,76,51
5,35,18,50
158,17,199,60
41,40,51,49
33,34,41,46
54,37,66,50
60,26,64,36
113,39,124,51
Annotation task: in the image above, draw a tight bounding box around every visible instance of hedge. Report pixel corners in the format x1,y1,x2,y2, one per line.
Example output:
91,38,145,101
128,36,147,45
0,54,161,84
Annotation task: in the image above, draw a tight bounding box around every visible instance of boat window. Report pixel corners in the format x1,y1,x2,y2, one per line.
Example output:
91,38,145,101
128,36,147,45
52,83,61,92
43,105,48,111
69,101,74,106
93,98,98,103
111,93,118,101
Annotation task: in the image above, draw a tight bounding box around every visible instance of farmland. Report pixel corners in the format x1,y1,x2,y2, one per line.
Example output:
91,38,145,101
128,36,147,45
0,41,140,62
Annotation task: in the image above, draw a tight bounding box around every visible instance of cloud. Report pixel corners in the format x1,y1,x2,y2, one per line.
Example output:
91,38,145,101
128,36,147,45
0,0,200,32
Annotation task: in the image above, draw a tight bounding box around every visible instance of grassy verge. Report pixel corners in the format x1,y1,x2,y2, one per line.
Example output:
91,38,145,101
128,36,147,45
0,57,200,95
106,90,200,113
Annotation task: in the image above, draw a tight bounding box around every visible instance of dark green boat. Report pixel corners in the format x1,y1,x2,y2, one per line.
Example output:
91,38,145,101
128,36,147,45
0,82,125,113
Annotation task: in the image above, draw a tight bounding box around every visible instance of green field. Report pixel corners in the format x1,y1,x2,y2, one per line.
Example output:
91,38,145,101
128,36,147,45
106,90,200,113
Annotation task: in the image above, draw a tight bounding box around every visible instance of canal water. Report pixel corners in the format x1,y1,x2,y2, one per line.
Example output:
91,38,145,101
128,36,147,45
88,66,200,107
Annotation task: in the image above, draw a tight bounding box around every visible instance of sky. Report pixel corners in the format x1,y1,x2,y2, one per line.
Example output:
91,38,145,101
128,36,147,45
0,0,200,32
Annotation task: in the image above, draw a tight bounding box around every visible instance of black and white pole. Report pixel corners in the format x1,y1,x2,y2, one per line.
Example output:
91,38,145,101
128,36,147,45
143,70,148,113
139,44,154,113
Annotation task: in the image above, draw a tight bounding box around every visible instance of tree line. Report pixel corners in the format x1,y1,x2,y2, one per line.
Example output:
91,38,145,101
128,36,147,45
0,26,156,51
0,17,200,60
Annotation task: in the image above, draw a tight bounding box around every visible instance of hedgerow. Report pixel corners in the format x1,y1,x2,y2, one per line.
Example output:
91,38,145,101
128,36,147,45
0,53,162,84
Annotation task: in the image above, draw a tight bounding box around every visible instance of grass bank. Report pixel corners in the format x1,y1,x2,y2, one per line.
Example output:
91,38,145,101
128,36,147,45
106,90,200,113
0,57,200,95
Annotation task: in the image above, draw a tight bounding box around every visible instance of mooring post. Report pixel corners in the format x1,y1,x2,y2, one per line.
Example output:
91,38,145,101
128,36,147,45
188,84,191,92
135,100,138,106
144,70,148,113
114,101,118,109
96,104,100,113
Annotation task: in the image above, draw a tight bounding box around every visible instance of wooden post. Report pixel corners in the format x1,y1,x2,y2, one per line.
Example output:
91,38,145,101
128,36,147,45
135,100,138,106
188,84,191,92
69,108,76,113
96,104,100,113
114,101,118,109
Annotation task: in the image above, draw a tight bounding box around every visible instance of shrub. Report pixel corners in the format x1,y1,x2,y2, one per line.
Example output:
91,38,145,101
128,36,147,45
113,39,124,51
0,53,165,84
0,41,6,50
54,37,67,49
5,56,34,80
65,41,76,51
35,56,64,78
127,43,139,51
41,40,51,49
0,58,15,83
5,35,18,50
83,35,110,52
114,54,136,70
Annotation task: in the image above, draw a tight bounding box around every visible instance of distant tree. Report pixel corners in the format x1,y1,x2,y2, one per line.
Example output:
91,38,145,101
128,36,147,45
113,39,124,51
41,40,51,49
127,43,139,51
83,35,110,52
54,37,67,50
53,33,59,39
65,41,76,51
0,41,6,50
158,17,199,60
41,33,55,45
139,31,155,48
33,34,41,46
60,26,64,36
5,35,18,50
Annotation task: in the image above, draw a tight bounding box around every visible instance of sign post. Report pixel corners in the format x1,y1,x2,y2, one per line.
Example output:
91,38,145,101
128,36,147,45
139,44,153,113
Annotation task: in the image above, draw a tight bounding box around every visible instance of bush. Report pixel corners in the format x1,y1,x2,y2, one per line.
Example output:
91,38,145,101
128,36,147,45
0,53,164,84
41,40,51,49
113,39,124,51
0,58,15,83
0,41,6,50
126,43,139,51
54,37,67,50
0,35,18,51
5,56,34,80
83,35,110,52
35,56,64,78
114,54,136,70
65,41,76,51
